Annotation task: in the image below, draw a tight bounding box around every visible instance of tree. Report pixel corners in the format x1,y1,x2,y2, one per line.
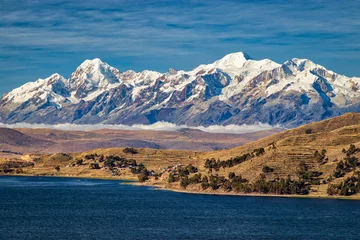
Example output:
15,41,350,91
201,176,209,190
262,165,274,173
321,149,327,156
180,177,190,189
138,173,149,182
104,159,115,168
297,161,309,180
185,164,198,173
89,163,100,169
253,148,265,156
123,147,138,154
305,128,312,134
222,180,232,192
228,172,235,179
168,173,177,183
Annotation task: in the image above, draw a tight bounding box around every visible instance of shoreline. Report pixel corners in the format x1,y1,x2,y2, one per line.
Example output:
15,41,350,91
130,179,360,201
0,173,136,182
2,173,360,201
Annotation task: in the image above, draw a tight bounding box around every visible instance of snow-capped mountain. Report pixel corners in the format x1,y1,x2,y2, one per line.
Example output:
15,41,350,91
1,52,359,127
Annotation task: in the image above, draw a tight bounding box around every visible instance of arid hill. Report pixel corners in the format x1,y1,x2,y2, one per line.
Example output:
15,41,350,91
0,128,50,149
0,126,280,154
186,112,360,197
2,113,360,199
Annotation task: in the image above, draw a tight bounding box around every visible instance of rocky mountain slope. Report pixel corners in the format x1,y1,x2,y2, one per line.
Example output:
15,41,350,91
1,52,359,127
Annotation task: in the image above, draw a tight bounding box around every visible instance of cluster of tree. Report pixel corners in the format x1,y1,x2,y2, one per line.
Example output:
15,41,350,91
130,164,147,174
84,154,139,170
204,153,252,170
82,153,156,182
85,153,155,182
297,161,322,185
168,164,198,183
177,162,314,195
314,149,328,164
327,172,360,196
137,173,149,182
85,154,151,180
123,147,138,154
198,173,309,195
179,173,202,189
103,155,138,169
0,166,14,173
89,163,100,169
83,154,105,162
76,159,83,165
333,157,358,178
333,144,360,178
130,164,154,182
204,148,265,171
252,174,309,195
132,164,154,182
0,161,35,174
0,161,34,169
342,144,360,156
253,148,265,156
84,153,100,160
201,174,248,192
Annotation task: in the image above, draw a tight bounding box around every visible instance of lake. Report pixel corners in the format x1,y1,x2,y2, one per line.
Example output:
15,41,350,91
0,176,359,240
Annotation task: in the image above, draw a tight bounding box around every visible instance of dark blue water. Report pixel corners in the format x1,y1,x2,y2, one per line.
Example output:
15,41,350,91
0,176,359,240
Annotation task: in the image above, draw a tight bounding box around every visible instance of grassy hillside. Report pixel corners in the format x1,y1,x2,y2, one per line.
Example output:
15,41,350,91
184,112,360,197
2,113,360,199
0,147,197,180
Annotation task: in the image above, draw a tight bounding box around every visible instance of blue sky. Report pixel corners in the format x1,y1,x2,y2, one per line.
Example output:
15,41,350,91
1,0,359,96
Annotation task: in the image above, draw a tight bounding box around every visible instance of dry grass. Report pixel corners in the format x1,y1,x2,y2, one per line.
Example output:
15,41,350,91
3,113,360,198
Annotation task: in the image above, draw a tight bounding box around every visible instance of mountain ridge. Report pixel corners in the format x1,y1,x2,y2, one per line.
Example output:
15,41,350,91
1,52,359,127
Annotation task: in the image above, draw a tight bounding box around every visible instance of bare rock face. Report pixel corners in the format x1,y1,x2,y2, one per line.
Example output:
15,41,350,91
1,52,360,127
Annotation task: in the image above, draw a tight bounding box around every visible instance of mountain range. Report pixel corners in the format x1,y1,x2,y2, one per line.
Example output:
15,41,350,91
1,52,359,127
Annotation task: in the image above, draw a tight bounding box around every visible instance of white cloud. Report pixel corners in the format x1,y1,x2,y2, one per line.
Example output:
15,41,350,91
0,121,281,134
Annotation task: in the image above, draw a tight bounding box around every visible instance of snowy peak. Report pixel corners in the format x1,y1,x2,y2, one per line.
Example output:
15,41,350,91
68,58,122,98
1,73,68,105
46,73,67,85
285,58,324,73
80,58,104,67
69,58,121,86
1,51,360,128
213,52,252,68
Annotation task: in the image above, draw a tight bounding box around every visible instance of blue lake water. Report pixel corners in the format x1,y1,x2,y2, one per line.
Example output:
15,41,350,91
0,176,360,240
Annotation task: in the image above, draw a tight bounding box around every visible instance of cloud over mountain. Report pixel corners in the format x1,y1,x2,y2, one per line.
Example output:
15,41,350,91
0,121,277,134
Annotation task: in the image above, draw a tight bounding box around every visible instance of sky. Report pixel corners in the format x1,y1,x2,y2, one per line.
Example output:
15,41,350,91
1,0,359,97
